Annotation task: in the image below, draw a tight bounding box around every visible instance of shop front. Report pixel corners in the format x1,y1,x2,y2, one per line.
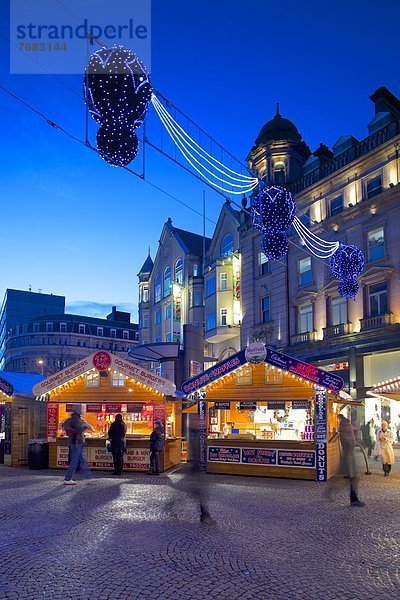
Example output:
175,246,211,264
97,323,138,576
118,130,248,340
367,376,400,443
182,343,350,481
0,372,46,467
33,351,182,473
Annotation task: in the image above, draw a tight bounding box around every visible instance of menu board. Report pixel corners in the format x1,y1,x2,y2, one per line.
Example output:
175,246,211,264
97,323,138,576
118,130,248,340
267,401,286,410
239,401,257,411
127,403,143,413
56,445,150,470
242,448,276,465
153,404,166,426
277,450,315,468
124,447,150,470
86,404,103,413
47,403,59,441
105,404,122,413
208,446,241,463
291,400,310,410
214,401,231,410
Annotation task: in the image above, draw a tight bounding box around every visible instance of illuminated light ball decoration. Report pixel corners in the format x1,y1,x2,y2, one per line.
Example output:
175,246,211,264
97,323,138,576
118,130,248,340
84,45,152,167
252,186,296,260
330,244,365,299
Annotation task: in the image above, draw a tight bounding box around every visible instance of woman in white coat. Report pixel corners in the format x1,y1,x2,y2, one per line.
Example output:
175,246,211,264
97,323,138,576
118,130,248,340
376,420,395,476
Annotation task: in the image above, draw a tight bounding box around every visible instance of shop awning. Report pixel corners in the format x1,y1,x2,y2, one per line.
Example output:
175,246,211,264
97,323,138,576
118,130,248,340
368,374,400,402
129,343,180,362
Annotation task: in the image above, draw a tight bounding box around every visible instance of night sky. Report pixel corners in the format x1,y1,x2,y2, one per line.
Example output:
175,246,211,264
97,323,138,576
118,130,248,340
1,0,399,320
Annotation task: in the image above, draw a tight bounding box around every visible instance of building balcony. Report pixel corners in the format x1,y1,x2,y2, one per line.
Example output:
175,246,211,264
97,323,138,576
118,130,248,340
290,331,318,345
323,322,353,339
205,324,240,344
360,313,394,331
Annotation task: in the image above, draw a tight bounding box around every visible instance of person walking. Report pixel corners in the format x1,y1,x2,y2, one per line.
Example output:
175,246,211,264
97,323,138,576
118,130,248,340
338,414,365,507
376,420,395,476
361,419,375,457
62,406,94,485
148,420,164,475
108,413,127,476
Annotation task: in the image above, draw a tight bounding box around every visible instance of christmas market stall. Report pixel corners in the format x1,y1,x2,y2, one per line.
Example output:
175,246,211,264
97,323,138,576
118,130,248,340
182,343,348,481
367,376,400,442
33,351,181,473
0,372,46,467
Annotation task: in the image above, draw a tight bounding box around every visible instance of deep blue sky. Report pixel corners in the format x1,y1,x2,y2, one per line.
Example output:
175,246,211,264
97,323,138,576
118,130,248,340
1,0,399,321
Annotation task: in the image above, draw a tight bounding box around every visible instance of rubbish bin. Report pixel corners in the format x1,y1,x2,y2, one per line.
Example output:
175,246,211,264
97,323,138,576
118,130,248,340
27,439,49,470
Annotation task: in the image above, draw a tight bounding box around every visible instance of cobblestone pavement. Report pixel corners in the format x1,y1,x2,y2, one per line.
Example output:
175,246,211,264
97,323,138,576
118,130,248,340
0,453,399,600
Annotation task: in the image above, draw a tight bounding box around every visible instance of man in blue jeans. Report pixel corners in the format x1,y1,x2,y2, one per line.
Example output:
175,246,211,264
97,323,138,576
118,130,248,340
62,405,94,485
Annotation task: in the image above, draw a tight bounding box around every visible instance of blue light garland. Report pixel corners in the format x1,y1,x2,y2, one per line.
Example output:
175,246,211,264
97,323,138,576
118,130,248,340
330,244,364,299
84,45,152,167
252,186,296,259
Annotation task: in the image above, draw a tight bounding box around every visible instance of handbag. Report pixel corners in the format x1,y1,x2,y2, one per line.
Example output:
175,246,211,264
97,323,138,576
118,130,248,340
105,440,112,453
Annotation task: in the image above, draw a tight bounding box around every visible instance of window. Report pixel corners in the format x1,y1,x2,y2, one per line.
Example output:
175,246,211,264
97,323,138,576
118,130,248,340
299,303,313,333
265,364,283,384
165,304,172,320
369,282,388,316
85,372,100,387
141,285,149,303
236,365,252,385
206,312,216,331
97,327,103,336
79,324,85,334
155,273,161,303
193,290,203,306
220,273,228,290
46,322,53,333
155,309,161,325
274,161,285,185
220,308,228,326
366,175,382,199
368,227,385,261
329,195,343,217
166,332,172,342
123,330,129,340
110,329,116,338
261,296,270,324
221,234,234,257
33,323,40,333
331,296,347,326
111,372,125,387
299,257,312,287
163,266,171,297
206,276,216,297
193,263,200,277
142,314,149,328
259,252,270,276
60,322,67,333
175,259,183,284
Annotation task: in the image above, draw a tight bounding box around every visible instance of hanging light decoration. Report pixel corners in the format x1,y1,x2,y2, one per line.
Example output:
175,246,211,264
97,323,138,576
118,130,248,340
338,278,359,299
330,243,364,299
84,45,152,167
251,185,296,259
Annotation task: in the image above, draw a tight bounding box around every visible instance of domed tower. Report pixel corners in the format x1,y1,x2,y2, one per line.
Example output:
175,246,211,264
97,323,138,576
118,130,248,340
247,104,311,186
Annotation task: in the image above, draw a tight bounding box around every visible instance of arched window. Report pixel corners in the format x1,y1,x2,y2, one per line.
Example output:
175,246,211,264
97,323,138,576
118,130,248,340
163,266,171,297
174,258,183,284
221,234,234,257
274,161,286,185
155,273,161,303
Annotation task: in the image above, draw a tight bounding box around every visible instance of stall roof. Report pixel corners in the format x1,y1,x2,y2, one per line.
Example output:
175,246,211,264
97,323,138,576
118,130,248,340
32,351,176,397
181,344,345,396
0,371,44,397
129,342,180,362
368,374,400,402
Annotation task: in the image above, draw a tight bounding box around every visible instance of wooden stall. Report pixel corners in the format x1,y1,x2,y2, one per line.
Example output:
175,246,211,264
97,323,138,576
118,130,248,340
182,343,347,481
0,372,46,467
33,351,181,473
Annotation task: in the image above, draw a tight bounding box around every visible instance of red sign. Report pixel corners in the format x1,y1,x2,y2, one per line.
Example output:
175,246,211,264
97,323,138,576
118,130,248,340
153,404,167,426
93,351,112,371
47,403,59,441
66,403,74,413
105,404,122,413
86,403,103,413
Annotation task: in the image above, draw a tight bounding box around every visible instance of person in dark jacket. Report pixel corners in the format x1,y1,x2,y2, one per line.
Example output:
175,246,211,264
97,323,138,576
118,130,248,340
108,413,127,476
148,420,164,475
338,414,365,507
62,406,94,485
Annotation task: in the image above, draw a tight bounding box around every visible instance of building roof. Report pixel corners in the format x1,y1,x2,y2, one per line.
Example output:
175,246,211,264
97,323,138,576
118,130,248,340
173,227,211,256
255,110,302,145
138,254,154,276
0,371,44,396
26,313,138,329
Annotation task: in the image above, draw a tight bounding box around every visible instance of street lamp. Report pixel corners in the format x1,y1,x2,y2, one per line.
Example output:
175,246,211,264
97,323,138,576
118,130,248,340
37,359,44,375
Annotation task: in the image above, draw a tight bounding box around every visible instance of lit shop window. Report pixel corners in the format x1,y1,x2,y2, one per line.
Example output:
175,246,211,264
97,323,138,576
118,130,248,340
85,372,100,387
265,365,283,384
111,372,125,387
236,365,252,385
368,227,384,261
